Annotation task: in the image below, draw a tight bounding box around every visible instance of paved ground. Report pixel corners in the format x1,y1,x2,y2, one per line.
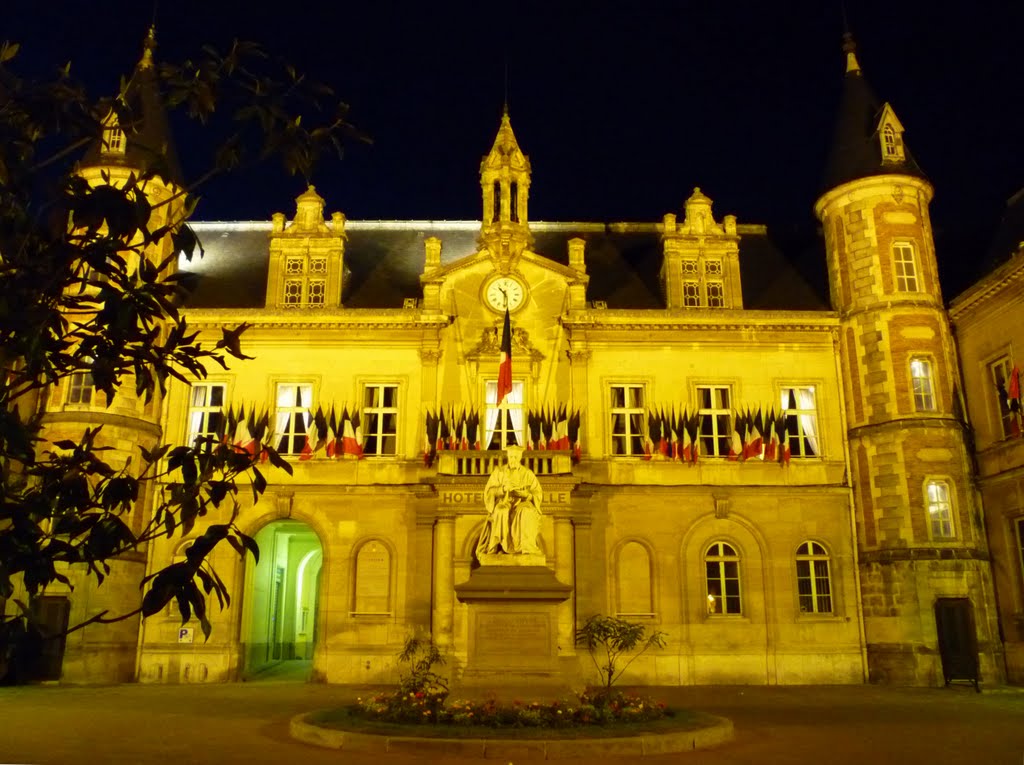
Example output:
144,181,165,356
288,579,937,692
1,681,1022,765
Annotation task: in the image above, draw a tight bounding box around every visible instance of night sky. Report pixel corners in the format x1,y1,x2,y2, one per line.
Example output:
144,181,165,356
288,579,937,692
7,1,1023,297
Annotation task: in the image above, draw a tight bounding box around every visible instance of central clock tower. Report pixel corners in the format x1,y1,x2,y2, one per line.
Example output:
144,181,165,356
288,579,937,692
479,107,533,260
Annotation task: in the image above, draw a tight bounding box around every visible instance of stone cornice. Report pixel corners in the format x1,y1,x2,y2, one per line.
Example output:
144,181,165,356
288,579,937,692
948,252,1024,321
182,308,452,331
561,309,838,333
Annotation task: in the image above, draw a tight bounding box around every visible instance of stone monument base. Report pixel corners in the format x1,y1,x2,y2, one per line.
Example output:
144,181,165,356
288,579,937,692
453,564,576,699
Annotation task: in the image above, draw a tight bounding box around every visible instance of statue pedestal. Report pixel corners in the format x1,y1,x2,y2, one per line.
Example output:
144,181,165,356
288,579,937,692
453,562,575,700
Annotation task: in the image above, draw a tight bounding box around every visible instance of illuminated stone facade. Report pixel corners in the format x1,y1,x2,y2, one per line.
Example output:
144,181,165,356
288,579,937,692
21,36,1015,687
949,193,1024,683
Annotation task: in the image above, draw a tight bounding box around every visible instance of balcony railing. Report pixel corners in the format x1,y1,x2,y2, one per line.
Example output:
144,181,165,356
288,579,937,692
435,450,573,476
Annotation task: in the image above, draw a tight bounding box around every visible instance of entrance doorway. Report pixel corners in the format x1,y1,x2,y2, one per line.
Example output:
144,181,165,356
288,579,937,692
240,520,322,680
935,597,980,691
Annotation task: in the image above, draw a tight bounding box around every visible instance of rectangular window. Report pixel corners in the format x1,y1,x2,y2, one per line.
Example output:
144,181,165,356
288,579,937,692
66,371,94,405
187,383,226,445
910,357,936,411
780,386,820,458
281,256,328,307
682,281,701,307
706,281,725,307
989,357,1015,438
362,383,399,456
609,384,645,456
926,480,954,539
697,385,731,457
893,242,919,292
484,380,524,449
274,383,313,455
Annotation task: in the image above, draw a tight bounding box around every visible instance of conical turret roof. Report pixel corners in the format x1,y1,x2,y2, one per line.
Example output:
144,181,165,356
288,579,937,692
822,33,925,192
81,26,184,186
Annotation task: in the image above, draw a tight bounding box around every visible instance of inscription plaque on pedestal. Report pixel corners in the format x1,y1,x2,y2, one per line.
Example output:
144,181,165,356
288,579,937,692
474,611,551,659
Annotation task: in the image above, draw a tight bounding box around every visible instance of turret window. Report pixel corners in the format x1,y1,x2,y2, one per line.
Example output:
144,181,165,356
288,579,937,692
882,124,898,159
892,242,919,292
66,371,94,405
510,182,519,222
492,181,501,222
910,357,936,411
925,479,955,539
101,112,126,156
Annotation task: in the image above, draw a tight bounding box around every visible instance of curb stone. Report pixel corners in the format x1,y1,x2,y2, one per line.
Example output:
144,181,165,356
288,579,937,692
289,713,735,758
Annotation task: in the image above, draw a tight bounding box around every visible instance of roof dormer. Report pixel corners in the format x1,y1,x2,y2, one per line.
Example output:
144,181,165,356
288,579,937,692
877,103,906,164
100,111,126,156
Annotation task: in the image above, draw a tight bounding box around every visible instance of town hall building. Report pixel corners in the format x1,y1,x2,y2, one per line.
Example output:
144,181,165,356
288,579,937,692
19,31,1024,689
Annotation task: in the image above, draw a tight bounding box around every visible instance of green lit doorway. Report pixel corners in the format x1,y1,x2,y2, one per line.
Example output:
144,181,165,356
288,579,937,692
240,520,322,680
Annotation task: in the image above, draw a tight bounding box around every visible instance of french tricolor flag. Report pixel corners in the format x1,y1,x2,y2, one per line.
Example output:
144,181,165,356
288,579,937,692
497,307,513,405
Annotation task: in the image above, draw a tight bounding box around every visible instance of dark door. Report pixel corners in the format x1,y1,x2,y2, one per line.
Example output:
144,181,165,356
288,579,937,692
30,596,71,681
934,598,979,689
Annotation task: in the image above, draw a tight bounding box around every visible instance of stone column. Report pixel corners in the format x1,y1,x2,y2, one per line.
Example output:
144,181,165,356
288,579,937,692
554,513,575,655
432,513,456,648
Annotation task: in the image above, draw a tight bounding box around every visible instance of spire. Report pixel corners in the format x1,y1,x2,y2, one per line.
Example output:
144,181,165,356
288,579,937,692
479,110,532,255
81,25,183,186
820,31,925,193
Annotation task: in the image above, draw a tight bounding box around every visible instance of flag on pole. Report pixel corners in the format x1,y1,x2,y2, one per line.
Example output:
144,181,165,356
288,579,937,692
497,307,513,405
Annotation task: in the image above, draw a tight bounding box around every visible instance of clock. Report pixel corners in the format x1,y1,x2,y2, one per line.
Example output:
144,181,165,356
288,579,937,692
483,275,526,312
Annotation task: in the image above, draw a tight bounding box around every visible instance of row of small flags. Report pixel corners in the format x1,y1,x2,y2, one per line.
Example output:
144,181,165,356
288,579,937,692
997,365,1023,436
644,407,793,464
423,406,583,466
221,404,365,461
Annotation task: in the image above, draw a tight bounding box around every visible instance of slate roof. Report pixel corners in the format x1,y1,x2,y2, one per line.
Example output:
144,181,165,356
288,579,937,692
182,220,829,312
822,35,926,192
984,188,1024,270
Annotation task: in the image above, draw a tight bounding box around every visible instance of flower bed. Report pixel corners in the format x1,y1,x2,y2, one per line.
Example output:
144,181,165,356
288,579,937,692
341,689,677,730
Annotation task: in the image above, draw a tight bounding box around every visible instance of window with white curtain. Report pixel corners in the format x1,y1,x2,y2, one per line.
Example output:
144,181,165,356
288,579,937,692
484,379,523,449
274,383,313,455
187,383,226,445
796,541,833,614
781,386,819,458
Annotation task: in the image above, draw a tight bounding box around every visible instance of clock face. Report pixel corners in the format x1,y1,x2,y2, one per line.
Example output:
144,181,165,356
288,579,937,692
484,276,526,312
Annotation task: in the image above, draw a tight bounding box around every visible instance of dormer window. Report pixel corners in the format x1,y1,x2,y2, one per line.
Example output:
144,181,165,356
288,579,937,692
882,124,898,159
101,112,126,156
877,104,906,163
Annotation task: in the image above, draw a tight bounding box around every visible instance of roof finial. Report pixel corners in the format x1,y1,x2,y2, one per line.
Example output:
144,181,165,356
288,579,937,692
139,24,157,70
503,55,510,117
842,31,860,75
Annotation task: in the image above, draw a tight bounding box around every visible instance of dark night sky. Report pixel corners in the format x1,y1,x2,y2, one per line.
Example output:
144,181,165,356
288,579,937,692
7,1,1024,297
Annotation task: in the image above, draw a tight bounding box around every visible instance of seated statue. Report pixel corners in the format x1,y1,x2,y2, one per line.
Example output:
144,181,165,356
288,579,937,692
476,444,543,556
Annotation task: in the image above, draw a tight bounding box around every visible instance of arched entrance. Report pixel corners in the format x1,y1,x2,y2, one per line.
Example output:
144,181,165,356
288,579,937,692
240,520,322,680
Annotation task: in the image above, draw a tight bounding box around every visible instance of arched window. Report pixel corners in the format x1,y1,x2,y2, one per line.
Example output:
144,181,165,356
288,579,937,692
705,541,741,615
617,541,654,617
796,541,833,614
101,112,126,155
909,357,936,411
882,124,898,158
